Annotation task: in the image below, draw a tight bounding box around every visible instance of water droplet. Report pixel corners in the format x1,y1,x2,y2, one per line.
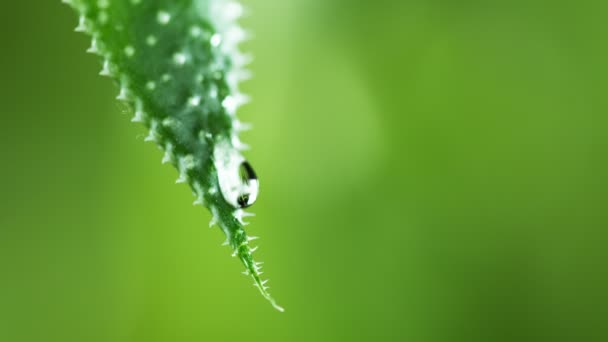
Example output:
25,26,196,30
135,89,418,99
214,140,259,209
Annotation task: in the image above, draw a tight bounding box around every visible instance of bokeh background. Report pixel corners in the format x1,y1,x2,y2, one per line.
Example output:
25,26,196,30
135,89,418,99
1,1,607,341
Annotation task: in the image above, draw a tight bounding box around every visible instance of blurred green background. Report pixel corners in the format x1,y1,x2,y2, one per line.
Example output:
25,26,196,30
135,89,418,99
1,1,607,341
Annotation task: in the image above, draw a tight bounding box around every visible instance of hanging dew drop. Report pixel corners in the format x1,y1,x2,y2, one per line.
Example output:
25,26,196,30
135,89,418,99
237,161,259,208
214,139,259,208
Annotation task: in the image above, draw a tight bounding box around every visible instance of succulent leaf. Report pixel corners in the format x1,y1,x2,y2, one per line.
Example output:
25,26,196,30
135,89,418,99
63,0,283,312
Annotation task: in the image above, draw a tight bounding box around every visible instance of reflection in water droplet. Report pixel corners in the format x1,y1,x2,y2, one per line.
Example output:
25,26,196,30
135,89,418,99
214,139,259,208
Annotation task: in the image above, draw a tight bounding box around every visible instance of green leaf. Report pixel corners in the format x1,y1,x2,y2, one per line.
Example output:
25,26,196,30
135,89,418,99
63,0,283,312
